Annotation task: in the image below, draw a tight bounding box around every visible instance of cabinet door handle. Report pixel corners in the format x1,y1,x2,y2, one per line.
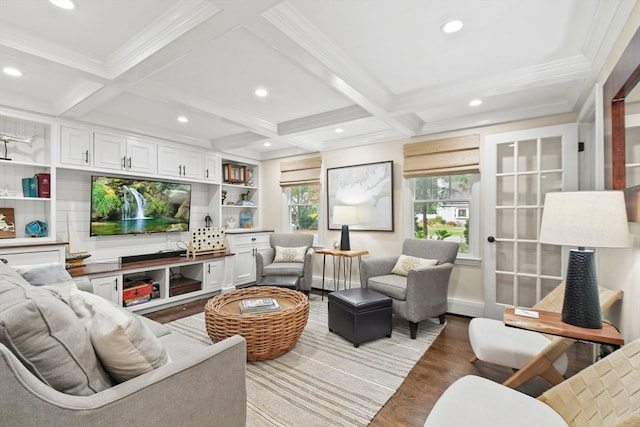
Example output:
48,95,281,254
206,168,209,178
128,157,132,169
122,156,127,168
208,264,211,274
182,165,186,176
84,150,89,164
251,237,256,242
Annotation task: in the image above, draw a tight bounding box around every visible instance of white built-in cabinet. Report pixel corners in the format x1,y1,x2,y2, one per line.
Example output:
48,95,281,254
93,132,157,175
157,145,203,180
60,126,91,167
2,109,269,308
73,254,232,312
225,232,270,286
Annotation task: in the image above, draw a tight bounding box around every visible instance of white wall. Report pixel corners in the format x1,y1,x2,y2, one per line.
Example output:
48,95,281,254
260,113,577,317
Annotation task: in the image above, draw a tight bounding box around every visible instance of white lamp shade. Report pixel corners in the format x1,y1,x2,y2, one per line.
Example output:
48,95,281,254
333,205,358,225
539,191,630,248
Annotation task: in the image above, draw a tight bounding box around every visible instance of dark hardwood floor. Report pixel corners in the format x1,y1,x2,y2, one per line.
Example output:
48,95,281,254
145,291,592,427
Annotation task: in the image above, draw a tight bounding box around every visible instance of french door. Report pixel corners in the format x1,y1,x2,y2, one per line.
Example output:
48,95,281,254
483,124,578,319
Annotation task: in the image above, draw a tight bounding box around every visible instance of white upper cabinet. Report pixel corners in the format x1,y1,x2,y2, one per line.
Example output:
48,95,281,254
157,144,203,180
94,132,157,175
60,126,91,167
204,153,221,183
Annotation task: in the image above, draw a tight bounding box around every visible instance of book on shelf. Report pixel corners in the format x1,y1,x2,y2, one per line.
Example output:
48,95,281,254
35,173,50,198
239,298,280,314
21,177,37,197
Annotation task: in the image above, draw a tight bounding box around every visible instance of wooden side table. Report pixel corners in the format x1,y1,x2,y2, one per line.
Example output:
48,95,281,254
316,249,368,299
503,307,624,347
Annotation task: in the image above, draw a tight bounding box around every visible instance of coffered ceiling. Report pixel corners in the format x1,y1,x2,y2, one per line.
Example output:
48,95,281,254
0,0,636,161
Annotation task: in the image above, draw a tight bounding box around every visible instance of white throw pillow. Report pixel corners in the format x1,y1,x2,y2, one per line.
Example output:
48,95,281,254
273,246,306,263
67,290,170,383
391,255,438,276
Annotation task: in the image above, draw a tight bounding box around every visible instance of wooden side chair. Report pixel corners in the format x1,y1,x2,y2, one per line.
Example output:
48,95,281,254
468,283,623,388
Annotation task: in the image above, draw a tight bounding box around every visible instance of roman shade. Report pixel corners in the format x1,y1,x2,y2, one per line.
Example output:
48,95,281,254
280,156,322,187
403,134,480,178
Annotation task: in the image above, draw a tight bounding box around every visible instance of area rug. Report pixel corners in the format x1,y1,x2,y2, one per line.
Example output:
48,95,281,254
166,294,445,427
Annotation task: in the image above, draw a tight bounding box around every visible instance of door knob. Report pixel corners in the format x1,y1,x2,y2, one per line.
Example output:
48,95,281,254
487,236,496,243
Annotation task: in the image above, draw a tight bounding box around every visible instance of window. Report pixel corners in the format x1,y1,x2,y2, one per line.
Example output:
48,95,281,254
284,184,320,244
411,174,478,256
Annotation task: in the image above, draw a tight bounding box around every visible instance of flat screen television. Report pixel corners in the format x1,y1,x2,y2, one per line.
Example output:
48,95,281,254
90,175,191,236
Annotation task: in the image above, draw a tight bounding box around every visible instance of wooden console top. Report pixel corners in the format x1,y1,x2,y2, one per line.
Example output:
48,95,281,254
67,251,233,277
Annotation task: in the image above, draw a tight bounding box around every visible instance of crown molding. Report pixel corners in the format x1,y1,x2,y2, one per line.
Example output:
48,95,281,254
390,55,593,115
106,1,221,77
0,25,109,78
54,79,104,116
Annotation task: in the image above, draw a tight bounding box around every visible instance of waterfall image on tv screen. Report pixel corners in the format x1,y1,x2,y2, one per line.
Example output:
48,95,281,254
90,176,191,236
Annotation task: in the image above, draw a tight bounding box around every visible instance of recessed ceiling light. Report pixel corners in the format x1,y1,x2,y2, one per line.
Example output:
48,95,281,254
263,142,271,147
50,0,76,10
469,99,483,107
442,20,463,34
177,116,189,123
255,88,268,97
2,67,22,77
334,128,344,133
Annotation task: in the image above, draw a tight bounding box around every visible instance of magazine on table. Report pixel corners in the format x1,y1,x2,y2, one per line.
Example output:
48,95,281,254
239,298,280,314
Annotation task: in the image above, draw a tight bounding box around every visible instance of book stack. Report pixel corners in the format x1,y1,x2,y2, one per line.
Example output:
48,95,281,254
123,278,156,307
239,298,280,314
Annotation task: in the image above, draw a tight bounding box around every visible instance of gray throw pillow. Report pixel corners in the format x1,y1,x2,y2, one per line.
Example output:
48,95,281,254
14,262,78,290
0,263,112,395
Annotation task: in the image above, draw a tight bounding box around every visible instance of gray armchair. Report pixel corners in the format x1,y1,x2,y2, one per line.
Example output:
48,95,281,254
256,233,314,292
360,239,459,339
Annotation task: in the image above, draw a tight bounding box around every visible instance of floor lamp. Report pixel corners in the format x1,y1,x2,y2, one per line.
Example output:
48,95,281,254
539,191,630,328
333,206,358,251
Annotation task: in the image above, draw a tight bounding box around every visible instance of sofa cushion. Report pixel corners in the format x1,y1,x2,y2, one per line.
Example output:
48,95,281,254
273,245,306,263
391,255,438,276
67,289,170,383
0,263,112,395
263,262,304,277
14,262,78,290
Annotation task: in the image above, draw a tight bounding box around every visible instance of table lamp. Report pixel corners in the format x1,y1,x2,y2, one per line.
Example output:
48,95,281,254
539,191,630,328
333,206,358,251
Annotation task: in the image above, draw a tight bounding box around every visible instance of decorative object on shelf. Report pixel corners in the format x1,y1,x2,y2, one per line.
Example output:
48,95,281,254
241,190,250,201
246,168,254,186
221,190,227,204
223,163,247,184
35,173,51,198
65,215,91,268
333,205,358,250
21,177,37,197
0,185,17,197
225,217,237,229
239,211,253,228
0,208,16,239
539,191,630,329
0,132,37,161
204,213,212,227
25,220,48,238
186,227,227,259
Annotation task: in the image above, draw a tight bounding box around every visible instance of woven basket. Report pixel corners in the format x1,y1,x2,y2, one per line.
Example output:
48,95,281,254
205,286,309,361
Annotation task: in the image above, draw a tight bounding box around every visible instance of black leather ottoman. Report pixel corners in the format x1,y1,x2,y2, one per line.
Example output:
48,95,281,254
328,288,392,347
256,275,300,290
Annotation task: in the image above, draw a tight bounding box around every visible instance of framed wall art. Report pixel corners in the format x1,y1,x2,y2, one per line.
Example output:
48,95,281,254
327,160,393,232
0,208,16,239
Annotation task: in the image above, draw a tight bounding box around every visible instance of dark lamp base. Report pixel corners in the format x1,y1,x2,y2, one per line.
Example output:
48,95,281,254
340,225,351,251
561,249,602,329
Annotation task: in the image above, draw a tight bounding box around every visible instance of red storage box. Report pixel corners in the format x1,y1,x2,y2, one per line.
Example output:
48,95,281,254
123,283,153,300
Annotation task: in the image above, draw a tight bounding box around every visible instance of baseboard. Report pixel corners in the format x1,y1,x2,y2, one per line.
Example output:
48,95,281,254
447,298,484,318
310,276,485,318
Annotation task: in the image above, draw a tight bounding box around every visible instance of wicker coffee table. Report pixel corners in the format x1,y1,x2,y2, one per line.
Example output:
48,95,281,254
204,286,309,361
